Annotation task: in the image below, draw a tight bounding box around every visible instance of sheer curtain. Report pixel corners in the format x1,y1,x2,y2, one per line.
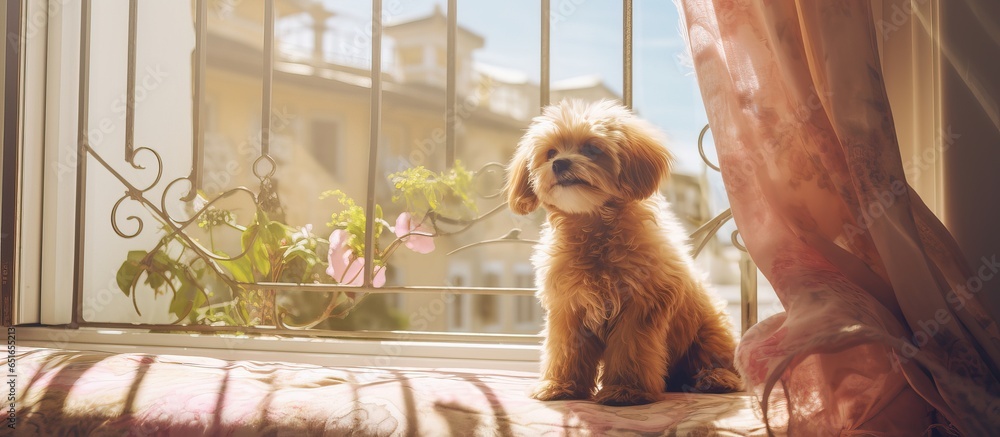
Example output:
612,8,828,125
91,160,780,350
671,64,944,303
677,1,1000,435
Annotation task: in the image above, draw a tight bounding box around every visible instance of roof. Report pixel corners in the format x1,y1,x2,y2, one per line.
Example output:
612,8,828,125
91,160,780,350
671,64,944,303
384,5,485,47
474,63,530,85
551,74,605,91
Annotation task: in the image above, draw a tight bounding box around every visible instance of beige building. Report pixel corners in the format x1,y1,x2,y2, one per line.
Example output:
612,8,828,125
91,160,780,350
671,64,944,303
201,0,717,334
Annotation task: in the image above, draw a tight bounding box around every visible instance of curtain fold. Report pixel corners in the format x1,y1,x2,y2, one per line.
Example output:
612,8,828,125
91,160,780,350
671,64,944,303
678,1,1000,434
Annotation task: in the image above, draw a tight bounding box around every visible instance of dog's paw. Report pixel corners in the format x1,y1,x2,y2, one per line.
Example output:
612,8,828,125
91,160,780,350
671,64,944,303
530,379,588,401
690,368,744,393
593,385,661,406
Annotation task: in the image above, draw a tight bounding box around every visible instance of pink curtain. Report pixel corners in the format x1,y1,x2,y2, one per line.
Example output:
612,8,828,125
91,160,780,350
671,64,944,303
678,1,1000,435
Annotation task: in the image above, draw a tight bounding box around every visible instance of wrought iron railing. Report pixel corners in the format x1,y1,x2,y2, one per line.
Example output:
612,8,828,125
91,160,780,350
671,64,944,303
66,0,758,342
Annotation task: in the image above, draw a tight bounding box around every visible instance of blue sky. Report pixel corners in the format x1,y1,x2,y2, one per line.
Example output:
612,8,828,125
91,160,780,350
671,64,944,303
319,0,714,174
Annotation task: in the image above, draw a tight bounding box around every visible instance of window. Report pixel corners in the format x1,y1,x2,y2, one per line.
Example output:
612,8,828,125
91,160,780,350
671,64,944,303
474,266,503,331
515,296,537,326
399,46,424,66
474,295,499,330
512,264,540,330
4,0,770,360
447,263,471,331
308,118,341,177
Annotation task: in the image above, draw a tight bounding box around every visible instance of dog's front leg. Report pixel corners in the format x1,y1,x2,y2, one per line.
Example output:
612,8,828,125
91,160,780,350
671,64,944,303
594,310,669,406
531,307,604,401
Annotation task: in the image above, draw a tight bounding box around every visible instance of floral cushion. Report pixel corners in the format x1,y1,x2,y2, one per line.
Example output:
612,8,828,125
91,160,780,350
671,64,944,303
13,347,769,436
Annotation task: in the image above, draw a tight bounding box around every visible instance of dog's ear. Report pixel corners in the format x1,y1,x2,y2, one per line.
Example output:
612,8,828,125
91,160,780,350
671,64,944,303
617,118,672,202
506,139,540,215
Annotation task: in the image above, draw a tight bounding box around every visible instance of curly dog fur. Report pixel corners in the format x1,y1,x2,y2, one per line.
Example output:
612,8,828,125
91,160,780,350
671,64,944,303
506,100,743,405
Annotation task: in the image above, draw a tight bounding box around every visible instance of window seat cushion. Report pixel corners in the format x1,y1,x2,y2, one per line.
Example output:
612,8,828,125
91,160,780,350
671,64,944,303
13,347,769,436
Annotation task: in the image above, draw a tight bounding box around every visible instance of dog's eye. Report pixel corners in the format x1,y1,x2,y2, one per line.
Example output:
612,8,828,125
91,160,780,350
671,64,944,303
581,143,603,158
546,149,557,160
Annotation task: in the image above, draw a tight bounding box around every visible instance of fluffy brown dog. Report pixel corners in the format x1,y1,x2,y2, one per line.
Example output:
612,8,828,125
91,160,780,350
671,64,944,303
506,100,742,406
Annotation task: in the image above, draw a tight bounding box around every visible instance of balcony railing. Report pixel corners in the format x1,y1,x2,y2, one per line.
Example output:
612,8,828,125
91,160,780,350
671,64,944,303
61,0,758,342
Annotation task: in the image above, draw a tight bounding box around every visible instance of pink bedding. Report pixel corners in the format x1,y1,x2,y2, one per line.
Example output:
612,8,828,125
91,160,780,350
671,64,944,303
12,347,769,436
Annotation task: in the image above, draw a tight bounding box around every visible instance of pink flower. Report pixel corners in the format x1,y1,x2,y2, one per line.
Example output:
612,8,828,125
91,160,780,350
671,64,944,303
326,229,351,279
326,229,386,287
394,212,435,254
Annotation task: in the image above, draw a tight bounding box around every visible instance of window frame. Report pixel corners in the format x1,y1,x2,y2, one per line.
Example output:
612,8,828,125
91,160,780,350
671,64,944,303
874,0,945,217
4,0,902,368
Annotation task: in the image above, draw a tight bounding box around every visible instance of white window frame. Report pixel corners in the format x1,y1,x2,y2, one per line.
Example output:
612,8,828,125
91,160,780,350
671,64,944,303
873,0,945,217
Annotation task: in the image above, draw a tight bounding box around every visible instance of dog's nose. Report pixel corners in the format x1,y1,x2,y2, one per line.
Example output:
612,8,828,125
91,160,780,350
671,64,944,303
552,159,571,175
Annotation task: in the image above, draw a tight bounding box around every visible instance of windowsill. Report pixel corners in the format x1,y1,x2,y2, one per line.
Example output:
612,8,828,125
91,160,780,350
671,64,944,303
12,344,766,435
14,326,541,373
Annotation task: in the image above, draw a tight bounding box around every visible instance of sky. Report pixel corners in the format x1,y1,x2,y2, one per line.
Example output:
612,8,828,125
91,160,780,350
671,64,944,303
313,0,716,176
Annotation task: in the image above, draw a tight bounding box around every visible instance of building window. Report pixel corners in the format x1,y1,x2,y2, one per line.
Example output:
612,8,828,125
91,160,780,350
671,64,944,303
451,294,466,331
447,263,472,331
515,296,536,326
399,46,424,66
309,118,341,176
513,266,540,329
474,295,499,329
475,267,503,331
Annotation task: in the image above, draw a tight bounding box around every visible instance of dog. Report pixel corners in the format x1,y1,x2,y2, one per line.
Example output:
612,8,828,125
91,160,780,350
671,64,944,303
506,99,742,406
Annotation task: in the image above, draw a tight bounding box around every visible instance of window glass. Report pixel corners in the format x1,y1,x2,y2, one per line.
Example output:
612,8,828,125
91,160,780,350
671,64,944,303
70,0,759,337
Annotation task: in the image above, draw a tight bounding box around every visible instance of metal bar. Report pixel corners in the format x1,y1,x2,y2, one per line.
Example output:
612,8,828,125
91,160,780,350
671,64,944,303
76,321,542,344
363,0,383,287
730,231,758,334
623,0,633,108
688,208,732,258
740,253,758,335
72,0,93,326
540,0,550,107
0,0,24,326
260,0,274,157
125,0,138,164
188,0,207,197
244,282,536,296
445,0,456,167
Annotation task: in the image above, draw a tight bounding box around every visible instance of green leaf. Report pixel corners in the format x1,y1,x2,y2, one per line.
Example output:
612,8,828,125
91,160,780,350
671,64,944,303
237,300,252,325
216,251,254,283
145,271,165,289
127,250,147,264
115,250,148,297
254,208,270,228
251,238,271,277
241,223,270,277
150,251,173,272
169,268,208,322
169,287,191,320
169,269,194,320
299,259,318,283
242,222,258,251
116,263,138,297
188,292,208,322
283,241,318,264
266,222,288,246
385,161,478,221
373,204,384,240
